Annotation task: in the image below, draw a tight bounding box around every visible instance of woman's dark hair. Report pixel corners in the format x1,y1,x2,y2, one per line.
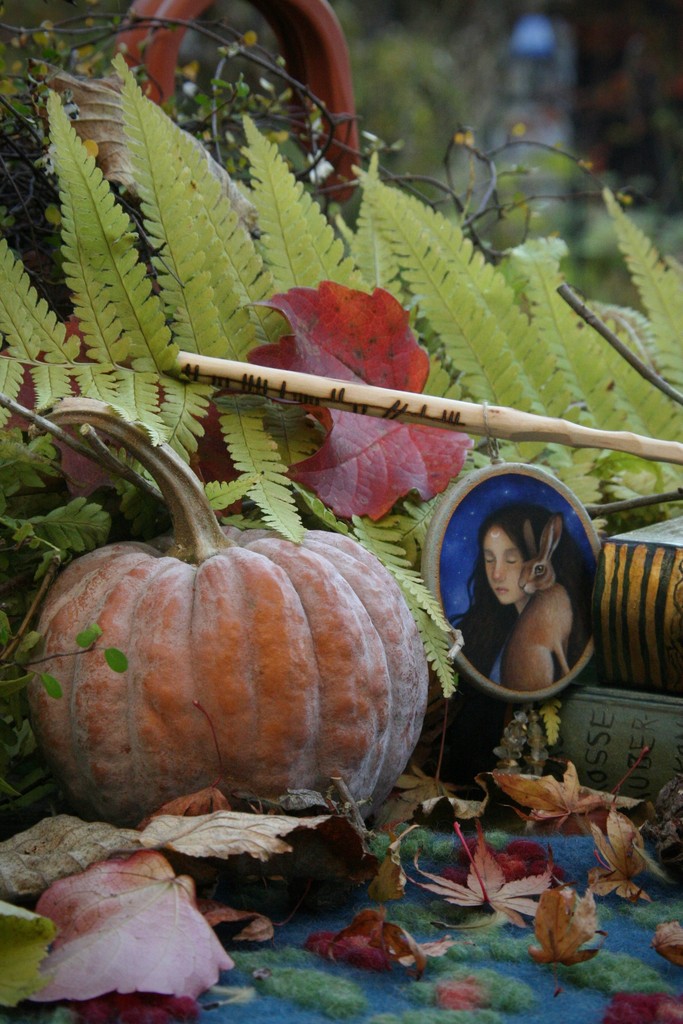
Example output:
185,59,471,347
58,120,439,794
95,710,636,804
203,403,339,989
452,502,592,679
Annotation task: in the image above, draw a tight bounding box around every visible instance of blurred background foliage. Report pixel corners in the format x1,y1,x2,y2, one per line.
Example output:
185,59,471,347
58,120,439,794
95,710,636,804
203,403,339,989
3,0,683,302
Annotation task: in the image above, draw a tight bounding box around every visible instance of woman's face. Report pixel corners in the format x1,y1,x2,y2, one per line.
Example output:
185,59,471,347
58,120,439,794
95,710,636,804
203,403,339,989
483,526,529,613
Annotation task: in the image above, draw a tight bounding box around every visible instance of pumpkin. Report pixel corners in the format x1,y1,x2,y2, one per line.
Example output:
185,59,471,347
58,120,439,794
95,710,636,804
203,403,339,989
28,398,429,826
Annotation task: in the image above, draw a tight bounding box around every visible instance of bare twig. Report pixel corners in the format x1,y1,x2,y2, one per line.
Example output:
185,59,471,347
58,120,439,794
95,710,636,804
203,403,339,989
0,391,162,503
0,553,61,662
558,283,683,408
586,488,683,517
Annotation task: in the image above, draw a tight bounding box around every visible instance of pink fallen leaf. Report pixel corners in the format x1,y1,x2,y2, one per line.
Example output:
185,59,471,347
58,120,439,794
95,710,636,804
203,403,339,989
250,281,471,519
411,822,554,927
31,850,233,1002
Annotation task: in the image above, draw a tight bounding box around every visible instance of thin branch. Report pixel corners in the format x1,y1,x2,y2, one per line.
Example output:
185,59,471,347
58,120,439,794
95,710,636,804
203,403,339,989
558,283,683,408
0,391,162,503
586,488,683,517
1,553,61,662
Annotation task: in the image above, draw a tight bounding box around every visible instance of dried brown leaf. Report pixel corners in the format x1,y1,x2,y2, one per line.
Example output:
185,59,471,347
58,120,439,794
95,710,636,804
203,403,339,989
367,832,408,903
197,898,274,942
0,815,141,903
375,764,487,828
653,920,683,965
491,762,641,828
528,887,604,989
588,807,650,902
138,810,331,860
42,65,257,232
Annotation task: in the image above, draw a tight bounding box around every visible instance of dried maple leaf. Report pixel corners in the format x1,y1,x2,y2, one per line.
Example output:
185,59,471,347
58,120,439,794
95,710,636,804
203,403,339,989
305,906,454,978
412,822,554,927
490,762,641,829
374,764,487,829
197,899,274,942
528,887,604,993
588,807,650,902
31,850,233,1002
367,832,408,903
652,921,683,965
250,281,471,519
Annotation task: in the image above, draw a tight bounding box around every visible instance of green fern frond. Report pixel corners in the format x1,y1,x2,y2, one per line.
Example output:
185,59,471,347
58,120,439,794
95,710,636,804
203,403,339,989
31,363,74,409
218,395,304,541
0,357,25,426
263,402,323,465
158,376,213,457
116,53,273,352
0,238,78,363
47,91,173,375
589,302,683,446
292,483,350,534
205,477,259,510
604,188,683,390
242,117,359,292
30,497,111,554
117,58,235,361
351,513,454,692
355,170,542,413
347,154,401,295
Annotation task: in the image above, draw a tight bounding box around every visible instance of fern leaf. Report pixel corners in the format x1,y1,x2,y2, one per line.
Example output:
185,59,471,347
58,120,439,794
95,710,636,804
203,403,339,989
539,698,562,746
218,396,304,541
604,189,683,390
356,171,542,413
0,239,78,363
347,154,402,295
30,363,74,409
205,477,258,510
351,513,454,692
30,497,111,554
292,483,350,534
0,357,25,426
158,377,213,458
243,116,359,292
47,91,173,375
263,402,323,465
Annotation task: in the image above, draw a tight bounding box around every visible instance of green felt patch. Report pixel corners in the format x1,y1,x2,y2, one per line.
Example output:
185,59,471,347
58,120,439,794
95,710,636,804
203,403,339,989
232,947,318,971
252,966,367,1019
626,897,683,929
366,1011,502,1024
558,951,674,994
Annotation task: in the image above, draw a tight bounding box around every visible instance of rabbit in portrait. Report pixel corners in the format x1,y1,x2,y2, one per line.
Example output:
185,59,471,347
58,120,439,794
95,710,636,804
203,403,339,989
500,513,573,692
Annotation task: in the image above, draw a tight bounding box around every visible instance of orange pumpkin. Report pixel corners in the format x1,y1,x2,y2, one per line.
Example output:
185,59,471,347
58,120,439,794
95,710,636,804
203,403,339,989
28,399,429,825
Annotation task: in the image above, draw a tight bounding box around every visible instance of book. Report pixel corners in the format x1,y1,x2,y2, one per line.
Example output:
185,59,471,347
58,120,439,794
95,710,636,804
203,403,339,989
553,683,683,800
592,518,683,692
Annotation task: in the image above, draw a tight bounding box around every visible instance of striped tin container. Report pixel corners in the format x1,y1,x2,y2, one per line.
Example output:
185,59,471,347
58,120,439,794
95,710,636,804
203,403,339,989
592,518,683,691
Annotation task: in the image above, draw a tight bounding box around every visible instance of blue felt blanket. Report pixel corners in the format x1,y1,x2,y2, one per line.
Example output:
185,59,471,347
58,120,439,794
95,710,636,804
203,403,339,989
193,830,683,1024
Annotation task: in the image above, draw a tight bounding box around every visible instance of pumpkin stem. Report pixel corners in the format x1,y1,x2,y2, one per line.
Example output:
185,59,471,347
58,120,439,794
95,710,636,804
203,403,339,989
46,397,233,563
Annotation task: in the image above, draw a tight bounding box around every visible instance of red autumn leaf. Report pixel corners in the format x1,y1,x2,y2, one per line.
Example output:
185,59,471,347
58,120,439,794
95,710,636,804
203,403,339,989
250,281,471,519
31,850,233,1002
305,906,454,978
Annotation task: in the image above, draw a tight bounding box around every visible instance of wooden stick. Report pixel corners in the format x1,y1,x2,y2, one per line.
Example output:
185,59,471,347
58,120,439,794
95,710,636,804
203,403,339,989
177,352,683,467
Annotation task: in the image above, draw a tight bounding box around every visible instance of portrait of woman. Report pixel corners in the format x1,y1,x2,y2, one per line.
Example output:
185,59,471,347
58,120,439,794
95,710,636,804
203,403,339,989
422,464,600,700
453,502,592,690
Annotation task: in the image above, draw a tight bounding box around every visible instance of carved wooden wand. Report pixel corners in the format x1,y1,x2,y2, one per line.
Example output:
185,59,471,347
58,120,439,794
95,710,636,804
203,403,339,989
177,351,683,468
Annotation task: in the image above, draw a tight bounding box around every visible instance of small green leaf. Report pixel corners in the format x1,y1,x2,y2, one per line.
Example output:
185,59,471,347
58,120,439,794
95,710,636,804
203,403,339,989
104,648,128,673
39,673,63,699
76,623,103,648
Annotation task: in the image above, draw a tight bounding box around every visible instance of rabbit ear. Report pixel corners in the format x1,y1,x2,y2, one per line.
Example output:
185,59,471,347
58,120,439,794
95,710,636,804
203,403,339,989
523,519,536,555
539,513,563,559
